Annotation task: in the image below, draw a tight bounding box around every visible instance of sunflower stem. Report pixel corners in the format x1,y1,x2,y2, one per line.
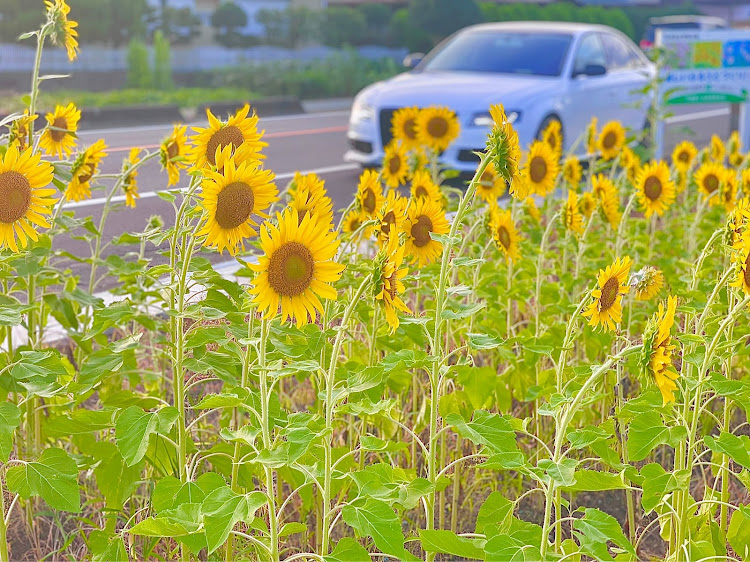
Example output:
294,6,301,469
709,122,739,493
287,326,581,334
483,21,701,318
27,23,51,145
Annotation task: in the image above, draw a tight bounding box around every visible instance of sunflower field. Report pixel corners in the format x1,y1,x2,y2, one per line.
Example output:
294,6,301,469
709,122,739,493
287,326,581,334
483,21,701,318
2,3,750,562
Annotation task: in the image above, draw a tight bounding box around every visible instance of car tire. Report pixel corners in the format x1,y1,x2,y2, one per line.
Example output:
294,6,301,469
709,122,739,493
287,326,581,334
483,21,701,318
536,115,564,152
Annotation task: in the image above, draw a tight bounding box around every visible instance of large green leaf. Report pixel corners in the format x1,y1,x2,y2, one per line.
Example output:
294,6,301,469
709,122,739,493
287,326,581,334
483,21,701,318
419,529,485,560
639,463,689,513
202,486,267,554
89,530,128,562
572,508,635,562
116,406,179,466
324,537,372,562
6,447,80,512
560,470,628,492
342,498,414,561
627,411,686,462
475,491,513,535
446,410,523,461
705,432,750,470
728,505,750,559
0,402,21,463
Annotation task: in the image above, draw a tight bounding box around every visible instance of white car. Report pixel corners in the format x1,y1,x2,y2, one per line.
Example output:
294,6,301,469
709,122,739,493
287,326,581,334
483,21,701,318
345,21,656,172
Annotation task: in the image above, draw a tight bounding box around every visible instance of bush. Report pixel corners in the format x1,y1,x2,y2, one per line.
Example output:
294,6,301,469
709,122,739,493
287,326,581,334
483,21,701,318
256,6,321,49
321,7,367,48
152,30,173,91
126,38,152,89
389,8,433,54
408,0,483,43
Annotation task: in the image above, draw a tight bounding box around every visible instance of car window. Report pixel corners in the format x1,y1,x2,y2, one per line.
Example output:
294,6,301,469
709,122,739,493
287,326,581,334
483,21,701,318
573,34,606,75
601,33,642,70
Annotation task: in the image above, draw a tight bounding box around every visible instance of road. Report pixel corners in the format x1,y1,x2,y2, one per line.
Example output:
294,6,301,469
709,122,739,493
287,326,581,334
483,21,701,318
56,102,731,290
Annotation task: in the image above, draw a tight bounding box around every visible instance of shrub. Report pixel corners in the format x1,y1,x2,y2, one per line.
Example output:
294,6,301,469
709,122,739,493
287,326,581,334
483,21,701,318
126,38,152,89
321,7,367,48
152,30,173,91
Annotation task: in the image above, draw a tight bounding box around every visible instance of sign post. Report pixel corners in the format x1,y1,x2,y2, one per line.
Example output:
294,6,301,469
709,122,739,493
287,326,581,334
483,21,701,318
655,28,750,159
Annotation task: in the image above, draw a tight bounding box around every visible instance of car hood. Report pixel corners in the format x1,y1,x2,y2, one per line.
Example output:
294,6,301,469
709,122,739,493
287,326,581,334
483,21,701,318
360,70,561,113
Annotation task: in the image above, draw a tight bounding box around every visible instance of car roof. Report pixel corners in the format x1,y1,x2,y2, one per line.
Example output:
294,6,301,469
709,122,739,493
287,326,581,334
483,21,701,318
648,15,727,26
462,21,622,36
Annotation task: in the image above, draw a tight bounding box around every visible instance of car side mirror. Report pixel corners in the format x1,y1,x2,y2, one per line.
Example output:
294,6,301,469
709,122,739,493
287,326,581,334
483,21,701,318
575,63,607,78
403,52,424,69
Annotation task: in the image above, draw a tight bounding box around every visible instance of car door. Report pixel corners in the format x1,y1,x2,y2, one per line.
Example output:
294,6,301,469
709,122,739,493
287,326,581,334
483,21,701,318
566,32,612,153
599,32,652,132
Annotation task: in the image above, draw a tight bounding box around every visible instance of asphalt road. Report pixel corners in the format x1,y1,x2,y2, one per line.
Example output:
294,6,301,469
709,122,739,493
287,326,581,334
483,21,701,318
56,102,732,291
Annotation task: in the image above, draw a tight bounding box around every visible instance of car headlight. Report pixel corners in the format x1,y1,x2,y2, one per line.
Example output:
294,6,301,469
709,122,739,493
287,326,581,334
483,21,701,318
350,99,374,123
471,110,520,127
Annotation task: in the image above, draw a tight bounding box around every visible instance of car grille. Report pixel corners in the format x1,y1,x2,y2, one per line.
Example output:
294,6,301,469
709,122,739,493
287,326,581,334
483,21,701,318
349,139,373,154
379,108,396,149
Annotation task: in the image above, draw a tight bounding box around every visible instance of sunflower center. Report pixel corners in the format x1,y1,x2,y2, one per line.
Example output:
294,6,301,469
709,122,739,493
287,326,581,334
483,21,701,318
602,131,616,149
704,174,719,193
599,277,620,311
644,176,662,200
497,226,511,250
426,117,448,139
411,215,433,248
206,125,244,165
529,156,547,184
404,118,417,140
480,171,493,186
348,216,362,231
381,211,396,237
363,188,376,214
166,140,180,160
0,171,32,224
215,181,255,229
267,241,315,297
414,185,429,198
678,150,690,163
77,167,93,184
745,255,750,287
50,116,68,142
388,154,401,175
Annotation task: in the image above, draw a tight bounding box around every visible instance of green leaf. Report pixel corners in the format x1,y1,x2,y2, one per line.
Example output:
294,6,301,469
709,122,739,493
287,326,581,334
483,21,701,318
573,508,635,562
446,411,521,457
466,333,504,350
128,517,194,537
639,463,689,513
324,537,372,562
279,522,307,538
0,402,21,463
566,423,613,449
561,470,627,492
705,432,750,470
420,529,485,560
202,486,253,554
89,530,128,562
6,448,80,512
728,505,750,560
441,302,485,320
627,411,686,462
116,406,178,466
342,499,413,561
476,491,513,535
484,534,540,561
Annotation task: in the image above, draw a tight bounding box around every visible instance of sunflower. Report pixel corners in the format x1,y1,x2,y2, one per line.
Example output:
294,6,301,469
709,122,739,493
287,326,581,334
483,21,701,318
356,169,384,218
579,192,596,219
45,0,78,61
729,150,745,169
487,104,522,193
592,174,621,228
641,296,679,405
728,198,750,246
407,148,430,179
489,205,522,262
374,233,411,333
409,170,441,203
67,139,107,202
403,197,449,267
342,209,366,234
542,119,563,155
8,111,38,151
731,229,750,297
391,106,421,150
621,146,641,184
381,142,409,188
525,197,541,223
636,160,676,218
676,170,688,194
249,208,344,328
523,141,559,197
710,134,725,163
582,256,632,332
585,117,598,155
289,173,334,227
562,156,582,191
742,169,750,195
122,148,141,209
672,141,697,173
190,104,266,168
694,161,726,202
0,145,56,253
632,266,664,301
416,106,460,153
728,131,741,155
197,150,278,255
374,190,408,246
476,162,507,203
159,125,188,186
597,121,626,161
39,103,80,158
563,190,584,236
722,174,738,212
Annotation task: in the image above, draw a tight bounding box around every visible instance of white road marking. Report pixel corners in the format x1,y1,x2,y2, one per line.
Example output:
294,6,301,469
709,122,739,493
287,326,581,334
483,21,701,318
78,110,350,136
64,163,359,209
664,108,730,124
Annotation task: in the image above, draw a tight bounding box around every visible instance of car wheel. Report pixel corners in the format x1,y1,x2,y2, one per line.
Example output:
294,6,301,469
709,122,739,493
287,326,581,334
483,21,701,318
536,115,564,152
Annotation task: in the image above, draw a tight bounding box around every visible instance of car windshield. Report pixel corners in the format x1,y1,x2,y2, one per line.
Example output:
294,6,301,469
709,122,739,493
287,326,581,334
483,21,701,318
420,31,572,77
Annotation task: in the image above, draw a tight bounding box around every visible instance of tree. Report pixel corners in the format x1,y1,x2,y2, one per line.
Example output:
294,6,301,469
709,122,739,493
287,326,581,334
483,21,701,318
211,2,248,33
389,8,432,53
407,0,482,45
256,7,321,49
126,38,152,89
321,7,367,48
152,30,173,90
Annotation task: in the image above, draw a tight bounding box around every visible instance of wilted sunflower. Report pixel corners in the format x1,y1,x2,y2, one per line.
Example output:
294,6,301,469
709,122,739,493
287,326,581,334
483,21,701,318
728,198,750,246
198,150,277,255
39,102,80,158
641,296,679,405
489,205,522,262
381,142,409,188
342,209,366,234
391,106,421,150
356,169,384,218
289,172,333,227
731,229,750,296
403,197,449,267
563,190,584,236
636,160,675,218
585,117,598,155
249,207,345,328
710,134,725,163
722,175,738,212
562,156,582,191
525,197,541,223
597,121,626,161
8,111,38,151
579,191,596,219
476,162,507,203
45,0,78,61
190,104,265,168
632,266,664,301
416,106,460,153
592,174,620,228
523,141,559,197
487,104,521,194
407,148,430,178
729,151,746,168
374,190,408,246
582,256,632,332
122,148,141,209
694,161,726,202
410,170,442,203
728,131,741,154
374,233,411,333
159,125,188,186
541,119,563,155
672,141,697,173
621,146,641,184
0,145,56,252
67,139,107,202
675,170,688,193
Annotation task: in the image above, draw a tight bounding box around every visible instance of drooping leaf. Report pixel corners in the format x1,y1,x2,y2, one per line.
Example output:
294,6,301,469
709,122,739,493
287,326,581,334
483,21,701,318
419,529,485,560
705,432,750,470
89,530,128,562
627,411,686,462
476,491,513,535
116,406,179,466
728,505,750,560
573,508,636,562
342,498,414,561
324,537,372,562
0,402,21,463
6,447,80,512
